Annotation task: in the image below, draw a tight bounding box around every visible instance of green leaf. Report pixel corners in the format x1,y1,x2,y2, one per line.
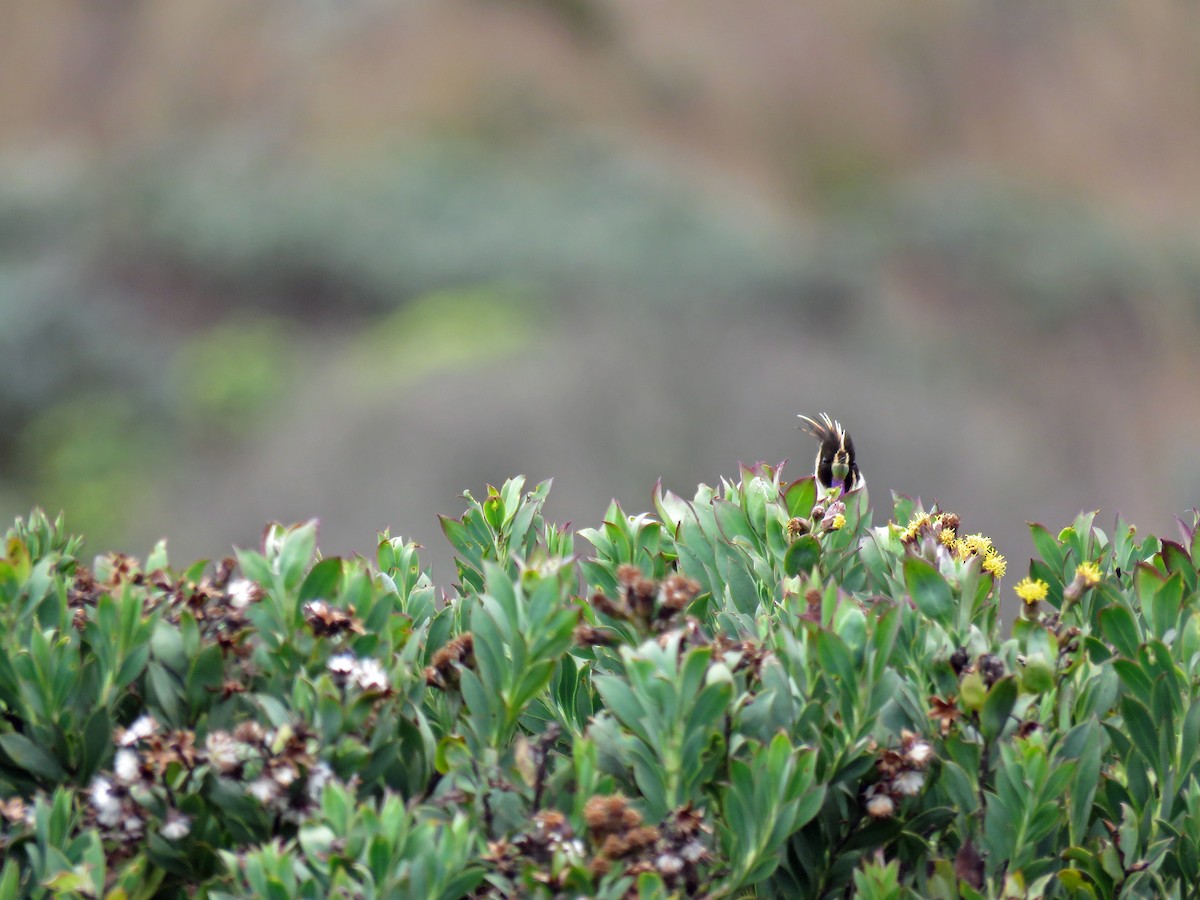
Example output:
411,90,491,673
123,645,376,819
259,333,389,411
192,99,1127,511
79,707,112,782
714,499,755,546
1029,523,1066,575
785,478,817,519
1057,870,1099,897
1020,654,1054,695
114,643,151,692
187,644,226,709
1098,605,1140,658
1147,571,1183,640
277,520,318,589
784,535,821,577
938,760,978,815
146,661,184,726
1111,659,1153,706
0,859,21,900
1182,700,1200,771
1069,721,1103,845
903,556,954,626
299,557,344,603
483,486,504,531
434,735,469,776
0,732,67,781
1119,696,1160,775
980,677,1017,742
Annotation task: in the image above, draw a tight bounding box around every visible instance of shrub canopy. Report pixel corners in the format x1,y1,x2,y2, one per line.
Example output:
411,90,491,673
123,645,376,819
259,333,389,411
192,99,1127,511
0,470,1198,899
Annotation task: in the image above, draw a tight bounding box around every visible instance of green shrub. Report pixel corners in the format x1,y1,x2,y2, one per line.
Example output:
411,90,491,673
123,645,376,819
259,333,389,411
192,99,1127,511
0,471,1198,898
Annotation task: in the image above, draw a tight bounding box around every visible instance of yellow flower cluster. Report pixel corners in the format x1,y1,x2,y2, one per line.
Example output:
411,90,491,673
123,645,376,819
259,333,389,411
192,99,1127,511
899,512,933,543
981,552,1007,578
831,513,846,530
899,511,958,543
897,512,1006,579
961,533,993,557
1075,560,1102,587
951,532,1006,579
1014,577,1050,605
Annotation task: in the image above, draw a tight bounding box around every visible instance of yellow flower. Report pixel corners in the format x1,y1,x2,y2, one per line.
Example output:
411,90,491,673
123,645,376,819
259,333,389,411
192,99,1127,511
1014,577,1049,605
953,539,969,561
938,528,957,548
962,533,993,557
900,513,930,543
982,550,1006,578
1075,560,1102,587
831,513,846,531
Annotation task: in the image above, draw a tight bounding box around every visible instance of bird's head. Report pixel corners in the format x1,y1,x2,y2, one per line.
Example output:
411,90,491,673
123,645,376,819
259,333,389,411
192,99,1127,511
797,413,864,497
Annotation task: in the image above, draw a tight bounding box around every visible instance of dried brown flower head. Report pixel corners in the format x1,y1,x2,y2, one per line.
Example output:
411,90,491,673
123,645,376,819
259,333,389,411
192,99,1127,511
588,591,628,621
425,633,476,690
1015,720,1041,739
928,695,961,736
626,577,658,623
584,794,642,844
978,653,1005,687
574,624,620,647
304,600,366,638
659,574,700,613
212,557,237,589
950,646,969,676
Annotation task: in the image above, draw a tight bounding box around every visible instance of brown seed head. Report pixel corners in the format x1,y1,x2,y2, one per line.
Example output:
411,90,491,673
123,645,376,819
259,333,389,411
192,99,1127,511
584,794,641,842
979,654,1005,687
588,591,628,621
574,624,619,647
786,517,810,540
659,574,700,612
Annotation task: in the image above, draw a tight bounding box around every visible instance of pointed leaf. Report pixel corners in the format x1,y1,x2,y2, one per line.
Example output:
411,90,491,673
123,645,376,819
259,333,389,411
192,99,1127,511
904,556,954,626
784,535,821,577
980,676,1017,742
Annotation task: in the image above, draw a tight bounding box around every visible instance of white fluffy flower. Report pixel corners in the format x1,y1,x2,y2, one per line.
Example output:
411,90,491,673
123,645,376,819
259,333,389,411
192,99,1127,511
865,791,895,818
307,761,334,803
123,815,145,837
227,578,260,609
118,714,157,746
353,658,389,693
905,740,934,768
89,776,123,827
893,770,926,797
247,777,281,806
204,731,243,775
327,653,357,677
114,748,140,784
160,810,191,840
270,763,298,787
655,853,684,876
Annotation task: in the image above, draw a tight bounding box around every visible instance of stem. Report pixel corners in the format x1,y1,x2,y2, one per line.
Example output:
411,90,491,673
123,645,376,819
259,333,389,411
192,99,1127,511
975,721,994,830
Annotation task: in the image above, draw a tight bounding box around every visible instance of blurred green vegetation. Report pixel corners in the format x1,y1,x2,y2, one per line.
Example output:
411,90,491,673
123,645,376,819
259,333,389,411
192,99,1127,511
0,141,811,547
2,136,1199,550
350,285,542,390
104,143,801,313
170,314,294,426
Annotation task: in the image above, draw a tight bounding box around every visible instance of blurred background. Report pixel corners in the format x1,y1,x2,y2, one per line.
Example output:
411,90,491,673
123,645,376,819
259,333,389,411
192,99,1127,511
3,0,1199,589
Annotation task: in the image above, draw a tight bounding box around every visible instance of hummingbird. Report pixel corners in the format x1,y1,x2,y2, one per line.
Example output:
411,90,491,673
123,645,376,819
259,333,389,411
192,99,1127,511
797,413,865,500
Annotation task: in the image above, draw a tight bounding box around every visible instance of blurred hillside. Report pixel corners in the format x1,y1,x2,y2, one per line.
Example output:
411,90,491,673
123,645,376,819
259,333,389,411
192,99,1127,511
2,0,1199,590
